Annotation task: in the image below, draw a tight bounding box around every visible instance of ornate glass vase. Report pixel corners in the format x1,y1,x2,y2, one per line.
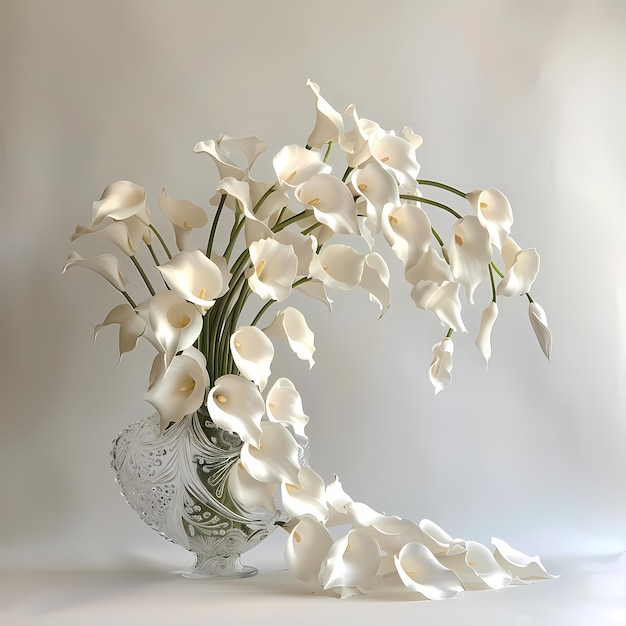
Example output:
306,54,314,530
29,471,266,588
111,406,282,578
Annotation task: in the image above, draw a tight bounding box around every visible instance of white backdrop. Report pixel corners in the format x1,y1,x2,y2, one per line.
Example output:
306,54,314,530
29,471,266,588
1,0,625,584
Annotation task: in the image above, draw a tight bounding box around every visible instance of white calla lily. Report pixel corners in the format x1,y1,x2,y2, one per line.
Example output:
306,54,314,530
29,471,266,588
281,466,329,523
71,220,137,257
295,174,359,235
158,188,208,250
295,279,333,312
497,248,540,297
240,421,301,485
475,301,499,366
274,230,316,276
206,375,265,447
340,104,379,168
411,281,467,332
273,144,331,187
214,176,255,219
491,537,557,582
285,516,334,586
145,347,209,433
528,300,552,360
227,461,277,513
90,180,150,227
394,542,463,599
319,529,382,598
249,178,289,222
309,244,364,291
194,134,266,181
247,238,298,302
230,326,274,391
306,79,345,149
266,377,309,438
428,337,454,394
448,216,492,304
466,188,513,251
382,202,431,270
352,162,400,233
404,247,453,287
62,251,129,293
263,307,315,367
360,252,391,315
158,250,224,309
94,303,146,358
325,475,354,526
417,519,456,556
369,129,420,193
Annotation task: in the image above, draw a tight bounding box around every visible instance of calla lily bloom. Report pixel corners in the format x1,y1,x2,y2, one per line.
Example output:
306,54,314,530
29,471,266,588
294,279,333,312
416,519,456,556
194,134,266,181
411,281,467,332
340,104,379,168
71,220,139,257
306,79,345,149
230,326,274,391
475,301,499,366
369,129,421,193
158,249,224,310
94,303,146,358
240,421,301,485
404,247,453,287
227,461,277,514
266,378,310,439
319,529,383,598
248,178,289,222
285,516,334,586
428,337,454,394
394,542,463,599
309,244,364,291
466,188,513,251
247,238,298,302
528,301,552,360
62,251,129,293
90,180,150,228
206,375,265,447
325,475,354,526
497,248,540,297
214,176,255,220
272,144,331,188
158,188,208,250
295,174,359,235
264,307,315,367
274,231,316,276
491,537,557,582
360,253,391,315
382,202,431,270
281,466,329,523
145,347,210,433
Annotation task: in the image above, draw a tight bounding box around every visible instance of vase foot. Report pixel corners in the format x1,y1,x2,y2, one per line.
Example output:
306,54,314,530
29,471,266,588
182,553,258,579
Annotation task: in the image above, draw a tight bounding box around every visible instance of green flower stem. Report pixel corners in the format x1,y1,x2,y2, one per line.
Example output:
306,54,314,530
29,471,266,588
431,226,444,248
130,255,156,296
488,263,497,303
149,224,172,260
223,217,245,262
525,292,533,303
342,166,353,183
323,141,333,163
146,244,160,267
417,179,467,198
250,298,275,328
222,284,252,374
301,222,322,236
272,209,313,233
446,328,454,338
490,261,504,279
400,195,463,220
122,291,137,308
253,185,277,215
206,194,226,258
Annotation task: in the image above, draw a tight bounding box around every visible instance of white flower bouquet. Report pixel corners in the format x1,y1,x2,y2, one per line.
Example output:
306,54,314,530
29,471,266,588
64,80,554,598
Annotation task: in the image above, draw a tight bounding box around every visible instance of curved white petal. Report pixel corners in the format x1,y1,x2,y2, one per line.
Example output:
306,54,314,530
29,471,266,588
404,248,453,287
448,216,492,304
294,279,333,312
158,250,223,309
285,516,334,586
340,104,377,168
240,421,301,485
215,177,254,219
369,130,420,192
266,377,310,438
360,252,390,315
71,221,137,257
273,144,331,188
491,537,557,581
325,475,354,526
62,251,129,293
352,163,400,233
417,519,455,556
263,307,315,367
206,375,265,446
295,174,359,235
395,543,463,599
230,326,274,391
428,337,454,394
249,178,289,222
412,281,467,333
496,248,540,297
94,303,146,358
281,466,329,522
529,301,552,360
466,188,513,251
382,202,432,270
274,231,316,276
306,79,345,149
247,238,298,302
194,134,266,181
475,301,499,366
227,461,277,513
159,189,207,250
90,180,150,227
309,244,364,291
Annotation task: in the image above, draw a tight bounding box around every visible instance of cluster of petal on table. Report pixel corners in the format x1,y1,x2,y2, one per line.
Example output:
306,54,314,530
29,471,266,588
64,80,553,598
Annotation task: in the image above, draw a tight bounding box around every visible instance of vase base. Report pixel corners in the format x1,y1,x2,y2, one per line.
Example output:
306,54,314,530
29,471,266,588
182,553,258,579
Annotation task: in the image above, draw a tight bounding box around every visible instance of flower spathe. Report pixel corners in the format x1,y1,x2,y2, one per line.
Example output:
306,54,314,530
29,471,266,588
263,307,315,368
62,251,129,293
229,326,274,391
528,300,552,360
429,337,454,394
247,238,298,302
90,180,150,227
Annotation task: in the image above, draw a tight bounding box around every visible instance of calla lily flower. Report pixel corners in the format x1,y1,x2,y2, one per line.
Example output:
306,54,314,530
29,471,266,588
274,231,317,276
248,178,289,222
145,347,210,433
247,238,298,302
497,248,540,297
94,303,146,358
306,79,345,149
394,543,463,600
404,247,453,287
62,251,129,293
466,188,513,250
491,537,557,582
319,529,383,598
136,291,203,366
295,174,359,235
90,180,150,228
448,216,492,304
360,252,391,315
528,301,552,360
416,519,456,556
475,301,499,366
263,307,315,367
411,281,467,332
158,188,208,250
214,177,255,219
285,516,334,586
230,326,274,391
227,461,277,514
240,421,301,485
194,134,267,181
382,202,432,270
340,104,379,168
272,144,331,188
281,466,329,523
369,129,420,193
266,378,310,439
309,244,364,291
294,279,334,313
157,249,224,310
206,374,265,447
428,337,454,394
71,220,140,257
